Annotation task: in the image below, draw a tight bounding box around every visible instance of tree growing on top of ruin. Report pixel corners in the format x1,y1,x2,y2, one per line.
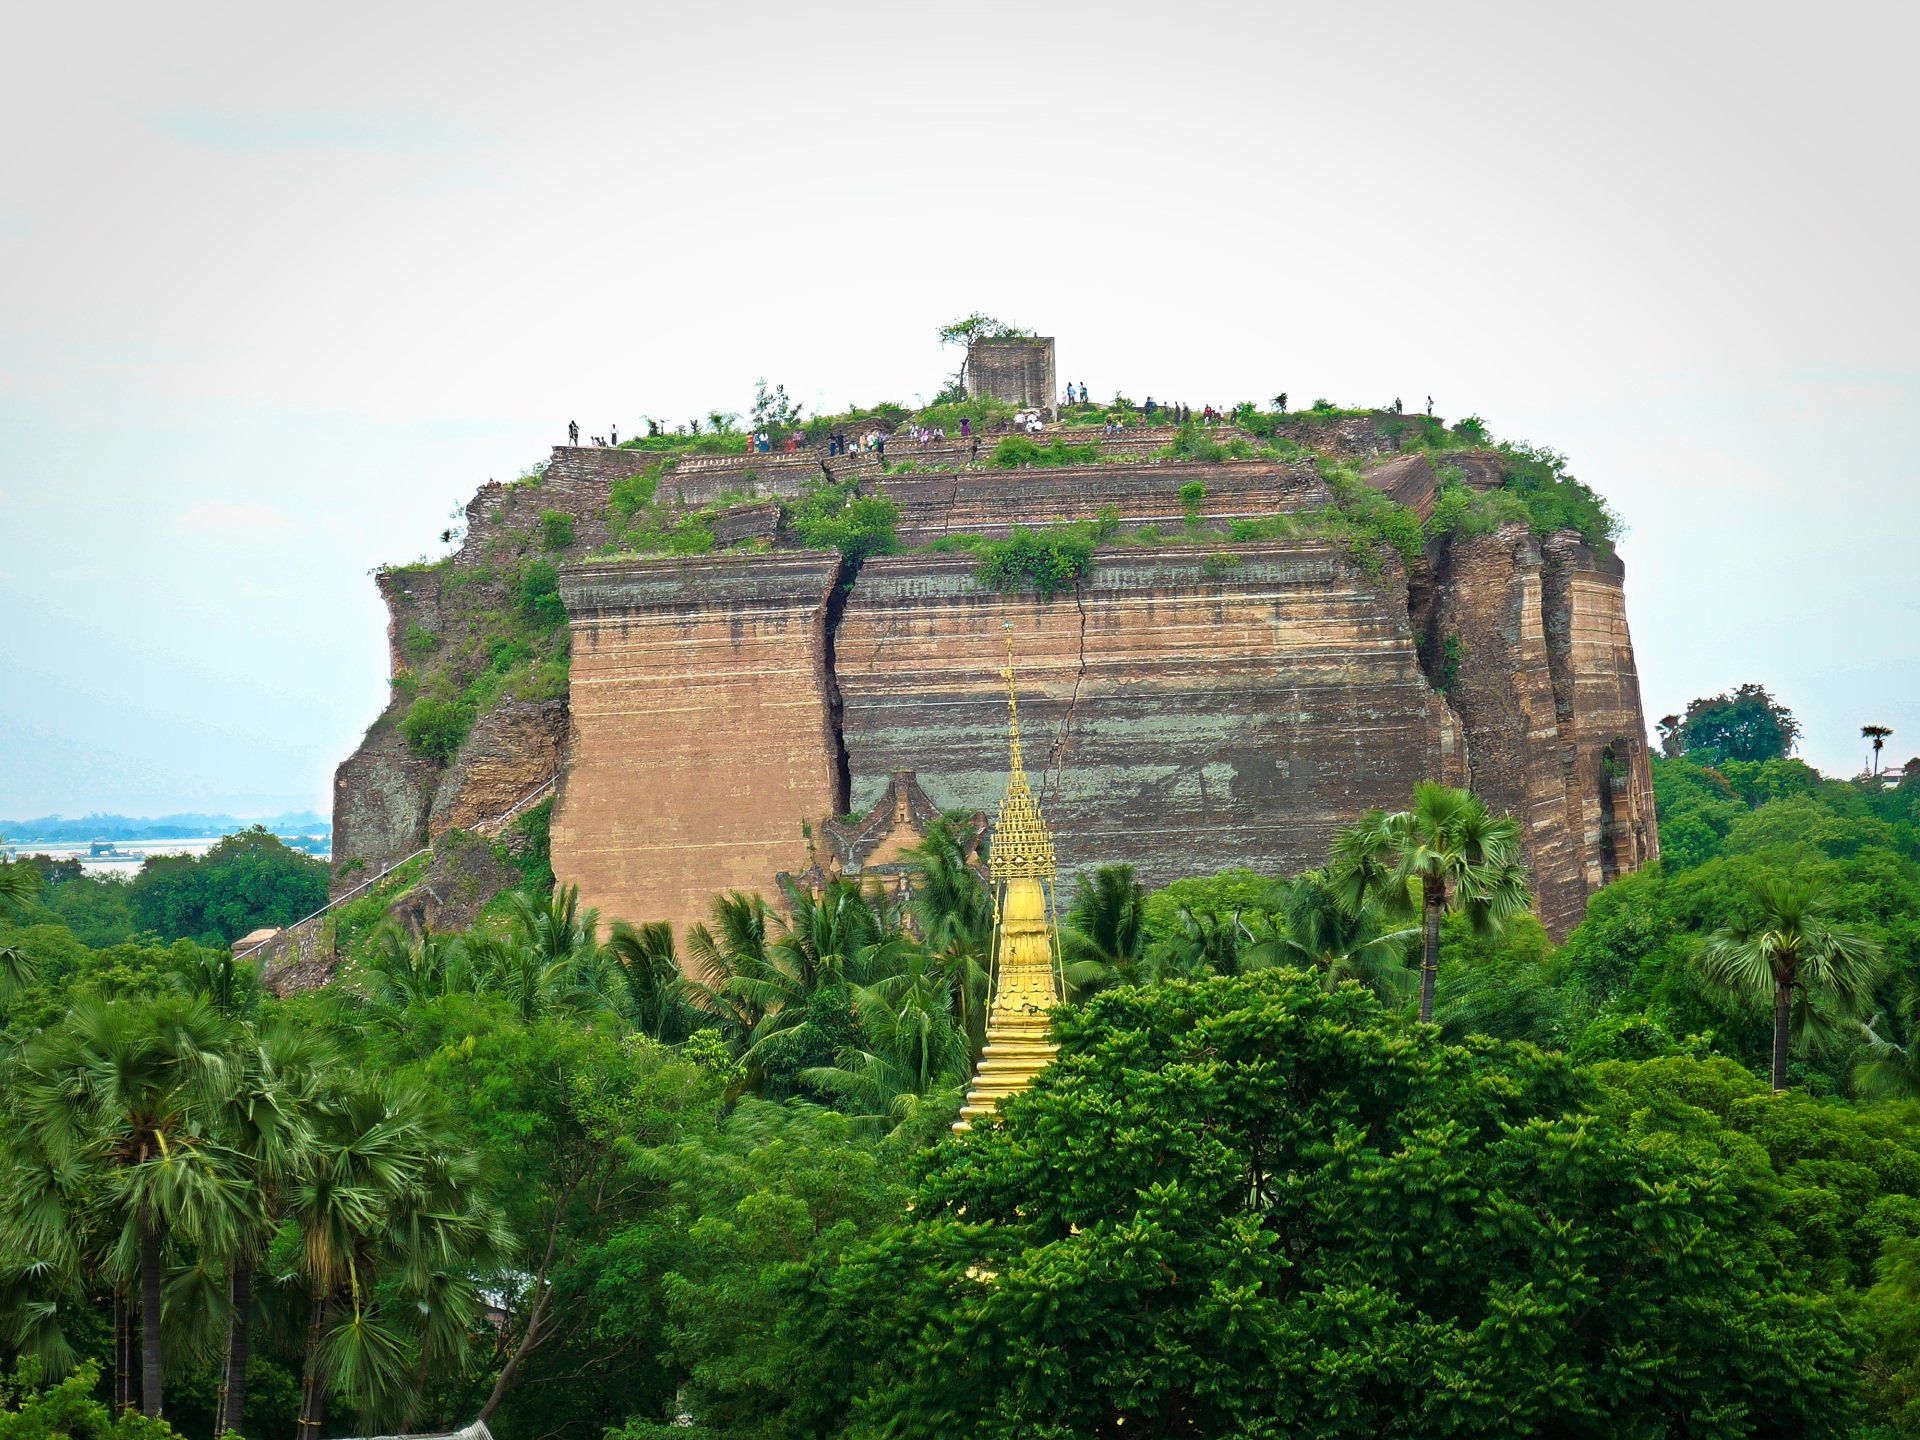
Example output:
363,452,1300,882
935,313,1032,348
1665,684,1802,764
750,379,804,433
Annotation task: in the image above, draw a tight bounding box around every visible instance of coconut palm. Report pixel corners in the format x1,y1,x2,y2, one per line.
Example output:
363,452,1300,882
1699,875,1882,1091
9,995,237,1416
1332,782,1531,1023
607,919,696,1040
1061,865,1149,996
802,951,970,1133
466,886,625,1022
1253,868,1417,1002
683,891,779,1045
904,821,994,1056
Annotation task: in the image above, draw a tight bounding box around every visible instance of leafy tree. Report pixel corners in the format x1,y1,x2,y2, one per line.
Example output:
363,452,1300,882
749,379,804,433
831,971,1860,1437
1668,683,1802,764
127,829,328,946
1332,782,1531,1022
0,1361,182,1440
1699,875,1882,1090
936,314,1031,348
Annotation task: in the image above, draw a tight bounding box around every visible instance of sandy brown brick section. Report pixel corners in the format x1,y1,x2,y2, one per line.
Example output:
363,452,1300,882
551,552,846,937
834,541,1466,891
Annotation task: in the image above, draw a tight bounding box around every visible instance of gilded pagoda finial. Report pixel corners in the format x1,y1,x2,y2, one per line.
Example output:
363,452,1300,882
988,622,1056,884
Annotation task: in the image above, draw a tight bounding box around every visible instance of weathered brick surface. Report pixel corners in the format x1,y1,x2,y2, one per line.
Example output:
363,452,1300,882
1364,451,1505,516
428,698,565,838
331,713,436,892
550,552,846,937
878,460,1333,545
835,542,1466,892
967,336,1057,410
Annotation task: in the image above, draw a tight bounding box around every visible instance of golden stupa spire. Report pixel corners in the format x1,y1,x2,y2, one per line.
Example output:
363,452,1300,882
956,622,1064,1130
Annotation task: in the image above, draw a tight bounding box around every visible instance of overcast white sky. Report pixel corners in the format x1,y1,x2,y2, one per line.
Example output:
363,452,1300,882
2,0,1915,818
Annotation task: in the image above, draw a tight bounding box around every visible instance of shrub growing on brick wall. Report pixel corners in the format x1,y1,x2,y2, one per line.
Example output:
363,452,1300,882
401,693,474,764
540,510,576,551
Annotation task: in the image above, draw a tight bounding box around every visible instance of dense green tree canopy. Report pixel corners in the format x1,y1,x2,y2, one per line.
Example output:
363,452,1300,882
831,970,1859,1438
126,830,327,946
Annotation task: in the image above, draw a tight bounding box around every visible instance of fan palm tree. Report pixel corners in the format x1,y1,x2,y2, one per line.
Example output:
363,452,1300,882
1253,868,1417,1002
1700,875,1881,1091
1061,865,1148,996
1854,990,1920,1102
0,846,42,1002
466,886,625,1022
1331,782,1531,1023
211,1020,327,1437
350,922,476,1018
9,995,237,1417
287,1072,508,1437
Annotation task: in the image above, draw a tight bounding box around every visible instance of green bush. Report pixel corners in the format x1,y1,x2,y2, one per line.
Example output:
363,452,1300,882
1165,422,1252,463
515,559,567,628
1178,479,1207,509
787,480,899,563
401,693,473,763
403,622,439,661
970,512,1117,597
540,509,576,551
609,462,666,522
991,435,1100,468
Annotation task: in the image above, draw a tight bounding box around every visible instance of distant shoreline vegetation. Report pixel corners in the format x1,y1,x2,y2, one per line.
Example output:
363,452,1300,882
1,813,331,843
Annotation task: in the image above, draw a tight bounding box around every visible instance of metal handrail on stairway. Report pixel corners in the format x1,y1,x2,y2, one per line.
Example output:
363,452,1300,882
235,774,558,963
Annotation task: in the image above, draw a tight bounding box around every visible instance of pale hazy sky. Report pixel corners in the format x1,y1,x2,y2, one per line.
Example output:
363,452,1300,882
2,0,1915,817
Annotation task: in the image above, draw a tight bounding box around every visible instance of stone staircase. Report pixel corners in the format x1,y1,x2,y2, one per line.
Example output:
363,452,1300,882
955,1004,1059,1129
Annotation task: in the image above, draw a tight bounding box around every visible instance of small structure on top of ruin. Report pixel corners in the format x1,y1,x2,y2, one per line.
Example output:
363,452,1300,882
966,334,1057,416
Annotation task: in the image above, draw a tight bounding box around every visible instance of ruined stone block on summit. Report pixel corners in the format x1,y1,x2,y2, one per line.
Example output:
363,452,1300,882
550,551,846,939
966,335,1057,412
834,541,1467,892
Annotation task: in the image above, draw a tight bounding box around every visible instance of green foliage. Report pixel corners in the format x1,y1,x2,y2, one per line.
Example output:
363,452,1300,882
0,1362,183,1440
1140,868,1284,945
1492,440,1619,548
1177,478,1206,508
400,692,472,763
540,509,576,551
1308,459,1426,572
936,313,1031,346
1417,631,1465,692
960,511,1118,597
832,971,1860,1437
515,558,566,628
988,435,1099,468
608,461,666,522
402,622,439,661
1163,420,1252,462
785,481,899,563
1666,683,1803,764
123,828,328,946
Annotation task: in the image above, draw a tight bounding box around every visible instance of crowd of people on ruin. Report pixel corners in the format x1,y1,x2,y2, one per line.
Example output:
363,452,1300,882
1062,381,1090,407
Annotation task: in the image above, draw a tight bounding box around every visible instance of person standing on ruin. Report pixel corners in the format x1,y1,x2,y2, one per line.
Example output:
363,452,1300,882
1426,395,1434,416
569,419,578,445
611,424,619,444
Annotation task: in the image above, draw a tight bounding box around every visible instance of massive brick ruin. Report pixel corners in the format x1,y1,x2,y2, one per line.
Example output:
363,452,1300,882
333,407,1658,955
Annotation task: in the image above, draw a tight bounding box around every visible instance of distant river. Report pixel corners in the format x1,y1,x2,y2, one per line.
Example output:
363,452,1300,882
2,836,332,877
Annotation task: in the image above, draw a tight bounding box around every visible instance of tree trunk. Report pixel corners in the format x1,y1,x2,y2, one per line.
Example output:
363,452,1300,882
113,1288,132,1414
1418,887,1444,1024
1772,976,1795,1091
296,1291,331,1440
217,1255,254,1436
139,1218,165,1417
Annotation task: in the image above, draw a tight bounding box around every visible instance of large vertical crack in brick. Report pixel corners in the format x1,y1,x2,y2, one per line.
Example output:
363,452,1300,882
820,553,857,816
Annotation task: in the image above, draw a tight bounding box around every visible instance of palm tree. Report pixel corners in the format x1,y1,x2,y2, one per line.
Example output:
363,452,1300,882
1254,868,1417,1002
1700,875,1881,1091
288,1072,507,1437
684,891,778,1046
10,996,237,1416
1061,865,1148,996
904,821,994,1056
465,886,625,1022
0,846,42,1002
606,919,695,1040
350,922,476,1018
1331,782,1531,1024
802,951,971,1133
1864,724,1895,777
212,1020,327,1437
